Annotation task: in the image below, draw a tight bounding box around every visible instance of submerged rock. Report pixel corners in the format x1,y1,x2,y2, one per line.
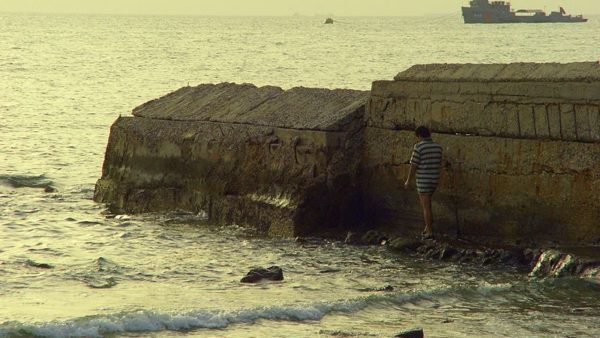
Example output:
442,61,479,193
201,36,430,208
241,266,284,283
394,328,424,338
43,185,56,193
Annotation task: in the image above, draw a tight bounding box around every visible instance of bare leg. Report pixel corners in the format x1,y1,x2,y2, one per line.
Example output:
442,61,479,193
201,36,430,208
418,193,433,236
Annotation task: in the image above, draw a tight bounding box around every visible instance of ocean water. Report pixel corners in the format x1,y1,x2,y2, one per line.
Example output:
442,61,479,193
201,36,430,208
1,13,600,338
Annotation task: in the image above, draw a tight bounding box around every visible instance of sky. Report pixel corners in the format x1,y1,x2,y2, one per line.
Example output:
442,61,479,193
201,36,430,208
0,0,597,16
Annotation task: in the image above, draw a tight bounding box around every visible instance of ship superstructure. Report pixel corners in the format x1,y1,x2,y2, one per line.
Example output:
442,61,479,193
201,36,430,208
462,0,587,23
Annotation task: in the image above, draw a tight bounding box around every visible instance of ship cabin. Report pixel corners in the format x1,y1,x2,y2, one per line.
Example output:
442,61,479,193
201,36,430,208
470,0,511,11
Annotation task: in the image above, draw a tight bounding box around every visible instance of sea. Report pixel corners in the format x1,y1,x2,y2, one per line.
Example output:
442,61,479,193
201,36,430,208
1,13,599,338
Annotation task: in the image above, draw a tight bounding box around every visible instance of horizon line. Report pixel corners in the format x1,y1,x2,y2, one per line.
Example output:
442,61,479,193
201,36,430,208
2,10,597,18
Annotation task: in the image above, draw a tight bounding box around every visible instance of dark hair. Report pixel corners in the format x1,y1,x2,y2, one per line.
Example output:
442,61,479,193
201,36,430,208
415,126,431,138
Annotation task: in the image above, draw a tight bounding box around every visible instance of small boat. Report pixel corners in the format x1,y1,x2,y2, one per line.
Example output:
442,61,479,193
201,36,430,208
324,18,334,24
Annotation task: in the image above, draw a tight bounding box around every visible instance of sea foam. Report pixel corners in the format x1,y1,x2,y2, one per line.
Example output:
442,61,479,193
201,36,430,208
0,283,512,338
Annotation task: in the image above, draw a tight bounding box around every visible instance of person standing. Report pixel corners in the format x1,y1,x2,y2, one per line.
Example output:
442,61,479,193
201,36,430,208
404,126,443,239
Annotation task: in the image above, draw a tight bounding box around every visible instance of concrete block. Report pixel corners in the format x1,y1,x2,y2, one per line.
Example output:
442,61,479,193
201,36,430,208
366,96,386,127
503,103,520,137
533,105,550,139
560,104,577,141
518,105,536,138
575,105,594,142
479,102,505,137
391,98,411,129
591,107,600,142
547,104,562,140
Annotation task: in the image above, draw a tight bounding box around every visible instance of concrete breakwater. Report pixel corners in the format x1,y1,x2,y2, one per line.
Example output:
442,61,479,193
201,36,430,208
95,62,600,247
95,83,368,237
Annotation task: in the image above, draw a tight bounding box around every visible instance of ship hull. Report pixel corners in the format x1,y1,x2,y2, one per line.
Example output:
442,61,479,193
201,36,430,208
462,7,587,23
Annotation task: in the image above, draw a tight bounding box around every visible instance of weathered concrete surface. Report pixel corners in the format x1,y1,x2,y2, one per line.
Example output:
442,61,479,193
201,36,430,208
95,83,369,237
364,62,600,246
370,62,600,142
133,82,367,131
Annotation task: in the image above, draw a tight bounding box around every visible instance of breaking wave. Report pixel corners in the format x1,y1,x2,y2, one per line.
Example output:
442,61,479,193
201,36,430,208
0,283,512,338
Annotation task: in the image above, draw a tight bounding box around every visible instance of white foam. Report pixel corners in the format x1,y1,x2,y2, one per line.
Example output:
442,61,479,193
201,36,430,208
0,283,512,338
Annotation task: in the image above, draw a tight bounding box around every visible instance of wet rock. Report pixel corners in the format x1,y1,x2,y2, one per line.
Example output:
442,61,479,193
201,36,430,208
529,250,567,278
388,237,422,252
529,249,600,279
394,328,424,338
581,266,600,279
43,185,56,193
361,230,388,245
439,246,459,260
357,284,394,292
241,266,284,283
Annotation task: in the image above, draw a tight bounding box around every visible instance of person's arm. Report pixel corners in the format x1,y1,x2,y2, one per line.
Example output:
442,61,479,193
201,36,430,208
405,145,420,189
404,164,417,189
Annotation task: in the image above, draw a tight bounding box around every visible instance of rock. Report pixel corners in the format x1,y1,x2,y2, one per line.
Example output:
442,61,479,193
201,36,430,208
361,230,388,245
43,185,56,193
529,250,565,278
388,237,422,252
529,249,600,279
241,266,284,283
439,246,459,260
394,328,424,338
357,285,394,292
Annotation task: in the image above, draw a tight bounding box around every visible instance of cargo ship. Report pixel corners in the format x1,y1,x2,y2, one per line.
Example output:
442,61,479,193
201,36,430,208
462,0,587,23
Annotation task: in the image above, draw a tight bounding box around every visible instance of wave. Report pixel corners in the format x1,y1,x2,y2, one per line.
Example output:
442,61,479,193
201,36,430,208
0,283,512,338
0,174,55,190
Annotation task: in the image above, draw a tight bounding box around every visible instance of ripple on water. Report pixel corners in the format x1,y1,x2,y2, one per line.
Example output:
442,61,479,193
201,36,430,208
77,220,103,226
64,257,127,289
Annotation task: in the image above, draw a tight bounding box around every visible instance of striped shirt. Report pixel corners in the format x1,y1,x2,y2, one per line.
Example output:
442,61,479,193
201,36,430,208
410,138,443,194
